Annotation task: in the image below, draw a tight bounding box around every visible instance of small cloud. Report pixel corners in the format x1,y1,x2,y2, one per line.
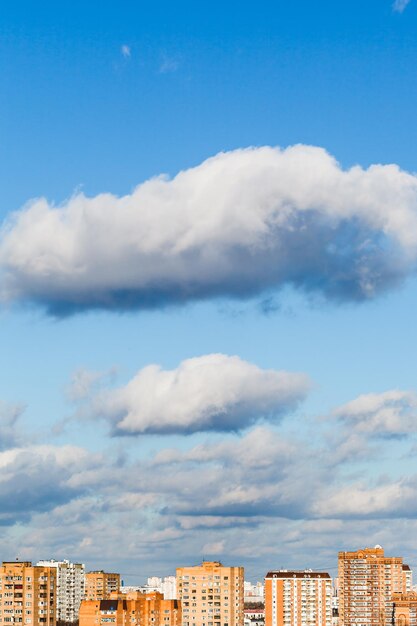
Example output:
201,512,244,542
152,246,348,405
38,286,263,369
65,366,119,403
0,401,26,449
121,45,131,59
159,54,179,73
331,390,417,437
66,368,105,403
202,540,225,555
393,0,411,12
258,295,281,316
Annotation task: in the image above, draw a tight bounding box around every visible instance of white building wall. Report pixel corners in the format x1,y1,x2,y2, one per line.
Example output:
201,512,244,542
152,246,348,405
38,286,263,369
37,559,86,623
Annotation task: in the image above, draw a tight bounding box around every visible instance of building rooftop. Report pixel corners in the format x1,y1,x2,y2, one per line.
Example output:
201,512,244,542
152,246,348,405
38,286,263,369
265,571,331,579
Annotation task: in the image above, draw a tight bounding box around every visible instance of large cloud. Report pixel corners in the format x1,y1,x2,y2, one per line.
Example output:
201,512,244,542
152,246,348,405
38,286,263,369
86,354,310,434
1,145,417,314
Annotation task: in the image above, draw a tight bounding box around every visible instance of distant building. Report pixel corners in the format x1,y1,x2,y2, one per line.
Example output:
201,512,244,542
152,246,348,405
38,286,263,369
37,560,85,623
264,570,332,626
85,572,120,600
244,608,264,626
176,560,244,626
0,561,57,626
338,546,412,626
120,576,177,600
120,586,147,594
244,582,264,604
79,592,181,626
145,576,177,599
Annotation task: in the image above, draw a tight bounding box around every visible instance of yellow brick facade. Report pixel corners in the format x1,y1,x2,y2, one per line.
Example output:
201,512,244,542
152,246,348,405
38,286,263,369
338,547,408,626
79,592,181,626
176,561,244,626
85,573,120,601
0,561,56,626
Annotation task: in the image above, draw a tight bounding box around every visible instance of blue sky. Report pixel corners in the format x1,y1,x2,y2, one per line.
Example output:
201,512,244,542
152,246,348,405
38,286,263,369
2,0,417,582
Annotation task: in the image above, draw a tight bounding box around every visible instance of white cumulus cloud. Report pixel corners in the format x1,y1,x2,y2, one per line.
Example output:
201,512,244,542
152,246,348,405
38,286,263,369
88,354,311,434
2,145,417,315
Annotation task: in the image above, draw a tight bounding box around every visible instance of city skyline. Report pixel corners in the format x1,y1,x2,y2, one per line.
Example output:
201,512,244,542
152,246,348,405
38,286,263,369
2,0,417,581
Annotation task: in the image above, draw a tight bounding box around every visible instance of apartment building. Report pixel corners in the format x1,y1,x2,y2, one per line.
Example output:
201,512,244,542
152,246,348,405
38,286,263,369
403,566,413,594
338,546,411,626
264,570,332,626
37,560,85,624
0,561,56,626
145,577,177,600
79,591,181,626
176,561,244,626
85,572,120,600
389,592,417,626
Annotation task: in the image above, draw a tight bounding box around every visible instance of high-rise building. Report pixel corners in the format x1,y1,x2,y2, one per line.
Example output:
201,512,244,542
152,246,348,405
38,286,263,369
79,591,181,626
389,592,417,626
338,546,411,626
36,560,85,624
0,561,56,626
85,572,120,600
264,570,332,626
176,561,244,626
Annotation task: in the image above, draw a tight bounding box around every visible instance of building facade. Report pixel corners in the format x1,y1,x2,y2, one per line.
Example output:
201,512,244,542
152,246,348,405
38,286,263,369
79,592,181,626
338,546,411,626
0,561,56,626
403,567,413,595
390,593,417,626
264,571,332,626
145,577,177,600
176,561,244,626
85,573,120,601
244,608,265,626
37,560,85,623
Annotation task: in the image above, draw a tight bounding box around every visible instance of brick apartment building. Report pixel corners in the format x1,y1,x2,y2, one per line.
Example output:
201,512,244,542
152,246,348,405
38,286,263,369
338,546,412,626
79,591,181,626
85,573,120,601
176,561,244,626
264,570,332,626
0,561,56,626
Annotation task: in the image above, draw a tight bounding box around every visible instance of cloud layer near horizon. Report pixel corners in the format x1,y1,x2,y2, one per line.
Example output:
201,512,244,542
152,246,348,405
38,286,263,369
2,384,417,576
85,354,310,434
2,144,417,314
